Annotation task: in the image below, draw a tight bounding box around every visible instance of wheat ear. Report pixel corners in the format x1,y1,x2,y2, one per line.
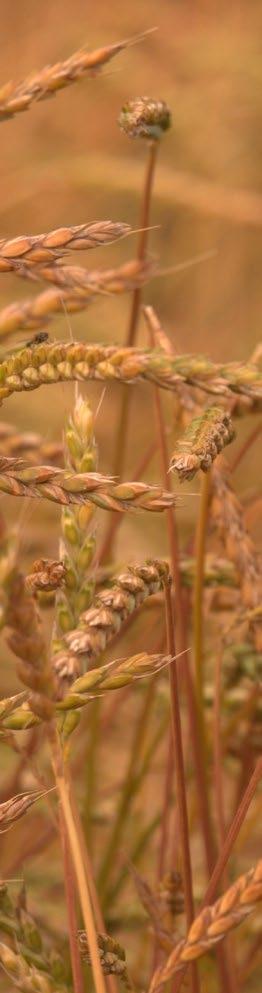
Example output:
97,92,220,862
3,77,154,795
0,222,130,271
170,407,235,481
149,859,262,992
0,457,176,511
0,36,142,121
0,342,261,405
0,259,153,337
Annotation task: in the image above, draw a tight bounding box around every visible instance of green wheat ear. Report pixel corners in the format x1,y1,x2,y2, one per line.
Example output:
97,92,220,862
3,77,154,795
53,392,98,688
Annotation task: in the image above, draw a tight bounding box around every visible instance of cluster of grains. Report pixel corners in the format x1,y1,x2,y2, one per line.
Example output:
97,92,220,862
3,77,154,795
150,859,262,991
0,221,130,272
53,559,170,689
79,931,132,989
0,342,260,406
170,406,235,481
25,558,66,593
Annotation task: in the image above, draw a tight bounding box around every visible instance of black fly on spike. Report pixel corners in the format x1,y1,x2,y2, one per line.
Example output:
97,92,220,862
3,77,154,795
26,331,49,347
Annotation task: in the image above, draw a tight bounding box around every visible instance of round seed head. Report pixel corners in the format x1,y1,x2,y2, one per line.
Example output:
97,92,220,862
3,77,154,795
119,96,171,140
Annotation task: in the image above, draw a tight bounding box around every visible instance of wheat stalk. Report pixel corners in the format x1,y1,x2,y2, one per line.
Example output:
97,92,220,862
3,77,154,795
0,259,153,336
0,341,261,406
149,859,262,992
0,222,130,272
170,407,235,481
0,37,138,121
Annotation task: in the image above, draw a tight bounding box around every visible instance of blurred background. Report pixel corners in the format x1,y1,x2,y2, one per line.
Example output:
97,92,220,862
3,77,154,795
0,5,261,979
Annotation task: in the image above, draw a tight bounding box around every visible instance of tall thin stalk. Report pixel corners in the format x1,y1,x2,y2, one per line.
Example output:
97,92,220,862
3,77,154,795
147,319,216,875
112,141,158,486
59,807,85,993
193,470,211,725
164,582,200,993
48,725,107,993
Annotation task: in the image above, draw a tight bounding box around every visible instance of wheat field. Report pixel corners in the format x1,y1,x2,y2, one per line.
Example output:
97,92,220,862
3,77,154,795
0,3,261,992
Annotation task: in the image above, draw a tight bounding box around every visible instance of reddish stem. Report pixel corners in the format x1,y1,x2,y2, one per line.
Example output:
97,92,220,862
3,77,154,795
164,582,200,993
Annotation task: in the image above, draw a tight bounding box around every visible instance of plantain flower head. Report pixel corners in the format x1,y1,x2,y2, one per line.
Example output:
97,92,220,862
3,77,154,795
119,96,171,140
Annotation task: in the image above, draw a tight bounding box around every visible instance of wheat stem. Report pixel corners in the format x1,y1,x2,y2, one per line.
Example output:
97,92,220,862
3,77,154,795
164,582,199,993
48,724,106,993
58,805,85,993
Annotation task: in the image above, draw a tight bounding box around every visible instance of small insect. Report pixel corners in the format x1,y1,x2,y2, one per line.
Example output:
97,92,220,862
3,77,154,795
25,331,49,347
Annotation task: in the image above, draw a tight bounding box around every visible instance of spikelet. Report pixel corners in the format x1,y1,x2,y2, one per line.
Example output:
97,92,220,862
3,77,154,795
170,407,235,481
0,790,49,831
0,221,130,271
0,342,260,407
25,559,66,593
